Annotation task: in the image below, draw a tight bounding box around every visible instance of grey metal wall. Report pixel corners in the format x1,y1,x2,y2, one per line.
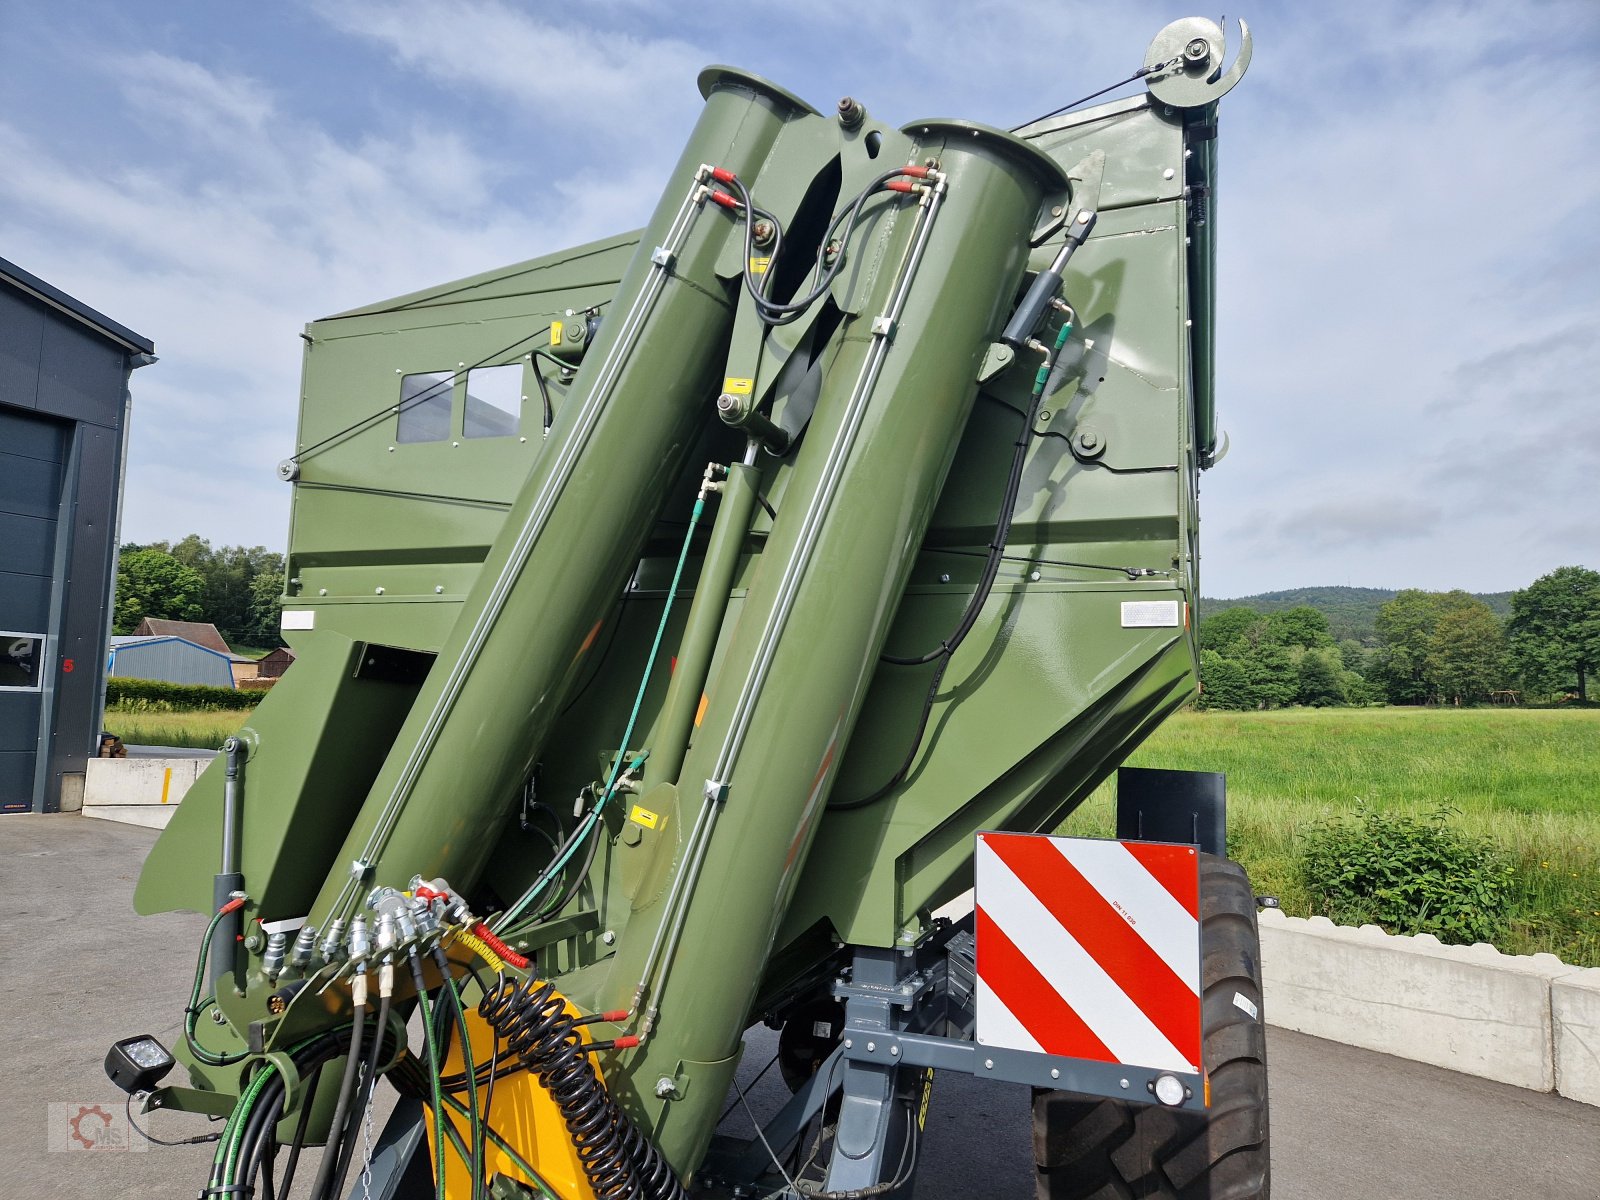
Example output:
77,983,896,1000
108,640,234,689
0,267,148,813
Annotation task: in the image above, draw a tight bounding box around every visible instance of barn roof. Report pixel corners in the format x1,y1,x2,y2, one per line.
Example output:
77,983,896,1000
132,618,231,656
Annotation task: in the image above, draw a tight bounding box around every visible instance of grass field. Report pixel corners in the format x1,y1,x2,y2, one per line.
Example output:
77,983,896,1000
1062,707,1600,965
102,707,252,750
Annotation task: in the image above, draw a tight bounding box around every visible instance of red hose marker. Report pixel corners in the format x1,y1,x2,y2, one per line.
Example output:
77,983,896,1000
710,166,737,184
470,922,530,969
708,190,742,210
885,180,917,193
218,896,246,916
611,1035,641,1049
899,164,932,179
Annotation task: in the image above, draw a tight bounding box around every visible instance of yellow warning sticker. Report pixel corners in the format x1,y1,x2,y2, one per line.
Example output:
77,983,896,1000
748,256,771,274
550,320,564,346
722,376,754,395
629,804,661,830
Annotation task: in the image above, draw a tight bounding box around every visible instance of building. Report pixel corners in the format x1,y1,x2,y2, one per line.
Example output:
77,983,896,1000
0,258,154,814
107,635,236,689
255,646,296,679
130,616,257,682
131,616,230,654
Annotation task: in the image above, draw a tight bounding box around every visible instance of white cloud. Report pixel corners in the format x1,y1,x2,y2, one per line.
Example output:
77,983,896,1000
2,0,1594,596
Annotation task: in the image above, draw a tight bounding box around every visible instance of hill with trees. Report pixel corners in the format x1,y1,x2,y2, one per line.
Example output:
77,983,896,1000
1201,586,1514,644
1195,570,1596,709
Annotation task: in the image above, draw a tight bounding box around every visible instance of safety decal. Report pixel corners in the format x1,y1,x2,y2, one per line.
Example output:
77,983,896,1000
974,832,1201,1073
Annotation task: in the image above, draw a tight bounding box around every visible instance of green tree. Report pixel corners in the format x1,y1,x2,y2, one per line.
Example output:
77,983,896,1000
1425,603,1505,705
1296,648,1347,707
1264,605,1334,650
1375,589,1500,705
1374,589,1441,704
113,549,206,633
241,569,286,648
139,535,286,647
1197,649,1254,710
1507,566,1600,702
1245,641,1297,708
1198,606,1263,654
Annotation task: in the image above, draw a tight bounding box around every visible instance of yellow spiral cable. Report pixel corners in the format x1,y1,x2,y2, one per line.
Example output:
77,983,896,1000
453,929,506,973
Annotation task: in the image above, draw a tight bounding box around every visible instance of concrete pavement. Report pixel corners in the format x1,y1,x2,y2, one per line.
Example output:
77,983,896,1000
3,814,1596,1198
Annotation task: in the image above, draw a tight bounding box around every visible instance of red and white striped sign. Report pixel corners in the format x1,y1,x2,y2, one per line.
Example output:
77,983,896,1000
975,833,1201,1074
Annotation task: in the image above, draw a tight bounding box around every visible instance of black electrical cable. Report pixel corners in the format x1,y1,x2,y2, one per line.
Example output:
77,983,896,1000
306,1000,366,1200
530,356,555,433
1008,59,1176,132
274,1057,324,1198
835,339,1061,810
125,1091,224,1147
725,169,912,327
881,376,1044,668
481,980,503,1136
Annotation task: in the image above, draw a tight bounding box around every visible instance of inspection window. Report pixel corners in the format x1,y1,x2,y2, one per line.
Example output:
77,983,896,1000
395,365,525,442
463,365,522,438
395,371,455,443
0,633,44,691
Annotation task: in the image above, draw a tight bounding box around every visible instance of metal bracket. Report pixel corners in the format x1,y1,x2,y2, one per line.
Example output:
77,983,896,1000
651,246,676,270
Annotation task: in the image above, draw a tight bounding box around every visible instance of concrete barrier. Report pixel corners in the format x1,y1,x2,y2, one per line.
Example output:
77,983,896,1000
1553,967,1600,1107
1260,910,1596,1105
81,757,208,829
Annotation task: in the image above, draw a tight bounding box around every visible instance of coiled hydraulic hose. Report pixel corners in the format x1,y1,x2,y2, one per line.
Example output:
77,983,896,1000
479,975,687,1200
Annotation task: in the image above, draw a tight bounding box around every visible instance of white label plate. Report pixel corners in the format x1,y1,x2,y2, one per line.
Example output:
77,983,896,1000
280,610,316,631
1120,600,1181,628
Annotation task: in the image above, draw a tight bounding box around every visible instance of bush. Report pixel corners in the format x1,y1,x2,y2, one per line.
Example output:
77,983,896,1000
106,677,261,712
1299,804,1512,945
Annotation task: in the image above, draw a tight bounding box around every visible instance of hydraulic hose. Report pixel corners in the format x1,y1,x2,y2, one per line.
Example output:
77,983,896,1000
307,991,366,1200
324,986,393,1200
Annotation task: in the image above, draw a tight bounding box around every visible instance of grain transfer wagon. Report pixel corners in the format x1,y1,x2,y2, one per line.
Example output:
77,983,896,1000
108,17,1263,1199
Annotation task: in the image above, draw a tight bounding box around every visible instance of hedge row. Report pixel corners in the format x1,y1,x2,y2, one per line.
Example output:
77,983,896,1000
106,677,262,711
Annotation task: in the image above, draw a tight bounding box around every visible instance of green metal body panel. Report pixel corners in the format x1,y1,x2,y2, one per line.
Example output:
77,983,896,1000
133,31,1243,1186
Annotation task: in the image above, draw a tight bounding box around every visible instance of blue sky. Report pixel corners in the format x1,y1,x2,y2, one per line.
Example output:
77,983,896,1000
2,0,1596,597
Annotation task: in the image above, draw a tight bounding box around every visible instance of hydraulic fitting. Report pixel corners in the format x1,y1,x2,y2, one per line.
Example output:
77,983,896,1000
289,925,319,975
348,915,371,968
319,917,347,965
261,931,288,984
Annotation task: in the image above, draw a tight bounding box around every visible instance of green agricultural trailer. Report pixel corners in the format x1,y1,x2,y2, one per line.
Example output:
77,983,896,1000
109,17,1264,1199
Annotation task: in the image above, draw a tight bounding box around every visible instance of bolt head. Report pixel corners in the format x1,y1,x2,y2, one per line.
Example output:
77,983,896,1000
1184,37,1210,63
654,1076,676,1098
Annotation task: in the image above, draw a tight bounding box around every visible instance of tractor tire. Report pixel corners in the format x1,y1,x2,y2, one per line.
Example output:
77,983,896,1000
1031,853,1269,1199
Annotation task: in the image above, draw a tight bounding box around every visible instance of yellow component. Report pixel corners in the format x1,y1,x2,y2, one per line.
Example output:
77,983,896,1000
721,376,754,395
694,693,709,728
550,320,564,346
454,929,506,974
628,804,661,830
426,995,602,1200
748,255,770,274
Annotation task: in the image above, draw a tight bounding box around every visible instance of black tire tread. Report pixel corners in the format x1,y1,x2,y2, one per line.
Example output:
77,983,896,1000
1032,853,1270,1200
